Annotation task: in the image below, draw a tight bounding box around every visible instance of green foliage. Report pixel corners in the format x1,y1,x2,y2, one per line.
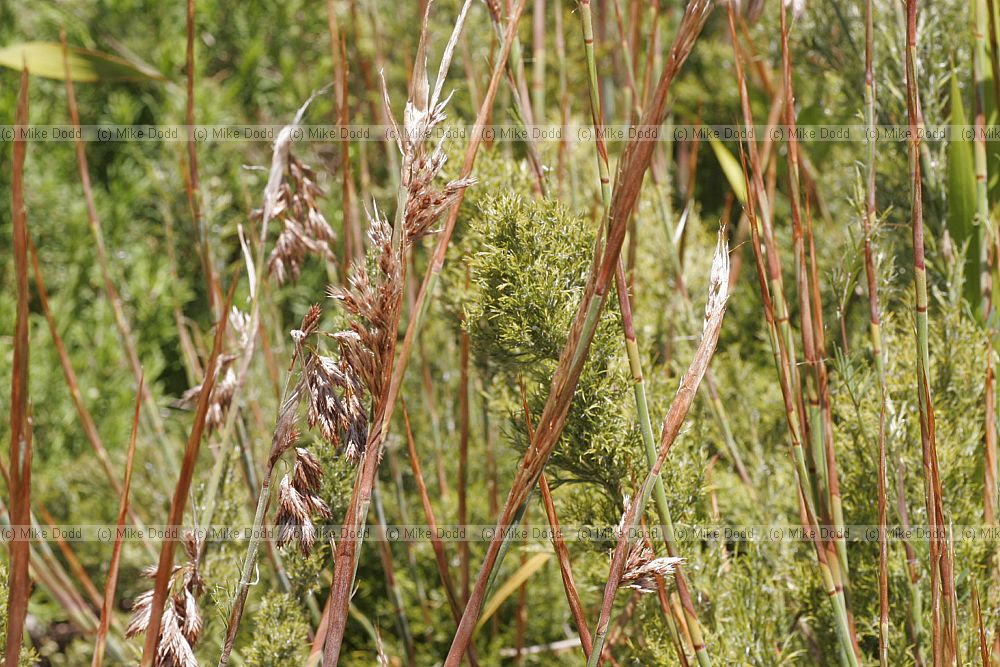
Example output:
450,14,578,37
947,73,980,310
4,0,1000,664
463,192,649,509
0,561,40,667
242,592,311,666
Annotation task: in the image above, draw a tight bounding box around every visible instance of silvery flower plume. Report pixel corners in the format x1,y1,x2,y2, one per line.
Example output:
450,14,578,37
703,231,731,334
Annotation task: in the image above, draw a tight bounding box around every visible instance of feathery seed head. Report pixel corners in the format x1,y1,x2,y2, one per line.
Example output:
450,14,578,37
126,540,204,666
621,542,683,593
262,154,336,285
275,447,331,555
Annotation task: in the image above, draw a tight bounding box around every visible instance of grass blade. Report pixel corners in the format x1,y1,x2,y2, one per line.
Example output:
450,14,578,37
474,553,551,633
92,376,143,667
587,235,729,666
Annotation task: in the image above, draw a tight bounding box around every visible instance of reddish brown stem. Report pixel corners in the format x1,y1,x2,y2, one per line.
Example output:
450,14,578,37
6,66,32,667
141,281,237,666
92,377,142,667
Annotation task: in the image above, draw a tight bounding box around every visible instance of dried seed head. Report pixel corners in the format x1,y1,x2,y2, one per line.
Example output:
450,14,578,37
275,463,330,556
126,589,154,638
403,145,476,244
321,209,401,445
177,354,238,433
616,494,633,539
206,365,237,432
305,354,369,460
157,601,198,667
276,474,315,553
180,588,202,645
229,306,253,349
375,626,390,667
269,426,300,468
262,154,336,285
704,233,731,333
294,447,324,492
327,214,401,374
182,530,199,563
297,304,323,340
127,546,204,666
621,542,683,594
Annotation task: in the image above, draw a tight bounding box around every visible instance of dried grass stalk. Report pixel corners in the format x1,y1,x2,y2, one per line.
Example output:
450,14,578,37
445,5,711,663
319,3,480,661
6,65,32,667
140,281,236,667
587,235,729,667
92,378,143,667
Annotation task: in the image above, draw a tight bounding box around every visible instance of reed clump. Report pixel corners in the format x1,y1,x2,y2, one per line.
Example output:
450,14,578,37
9,0,1000,665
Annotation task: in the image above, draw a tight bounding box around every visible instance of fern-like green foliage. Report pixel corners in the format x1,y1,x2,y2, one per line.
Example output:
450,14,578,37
463,193,639,499
241,592,311,666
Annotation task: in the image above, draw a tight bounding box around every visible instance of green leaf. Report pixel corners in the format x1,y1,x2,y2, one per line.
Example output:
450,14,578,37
946,73,980,310
988,0,1000,195
0,42,163,82
709,136,748,204
475,551,551,634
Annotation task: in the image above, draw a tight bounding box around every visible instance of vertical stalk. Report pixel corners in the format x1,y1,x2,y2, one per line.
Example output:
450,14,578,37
93,381,143,667
587,238,728,666
555,0,573,202
402,405,465,623
532,0,546,121
372,483,416,666
905,2,957,662
728,8,858,659
580,0,613,206
145,283,236,667
975,0,1000,540
459,268,472,603
60,34,171,461
861,0,893,662
780,4,857,653
514,506,529,666
6,67,32,667
577,4,712,663
185,0,221,313
727,6,814,517
517,384,593,657
539,476,593,656
445,5,712,663
217,380,304,667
